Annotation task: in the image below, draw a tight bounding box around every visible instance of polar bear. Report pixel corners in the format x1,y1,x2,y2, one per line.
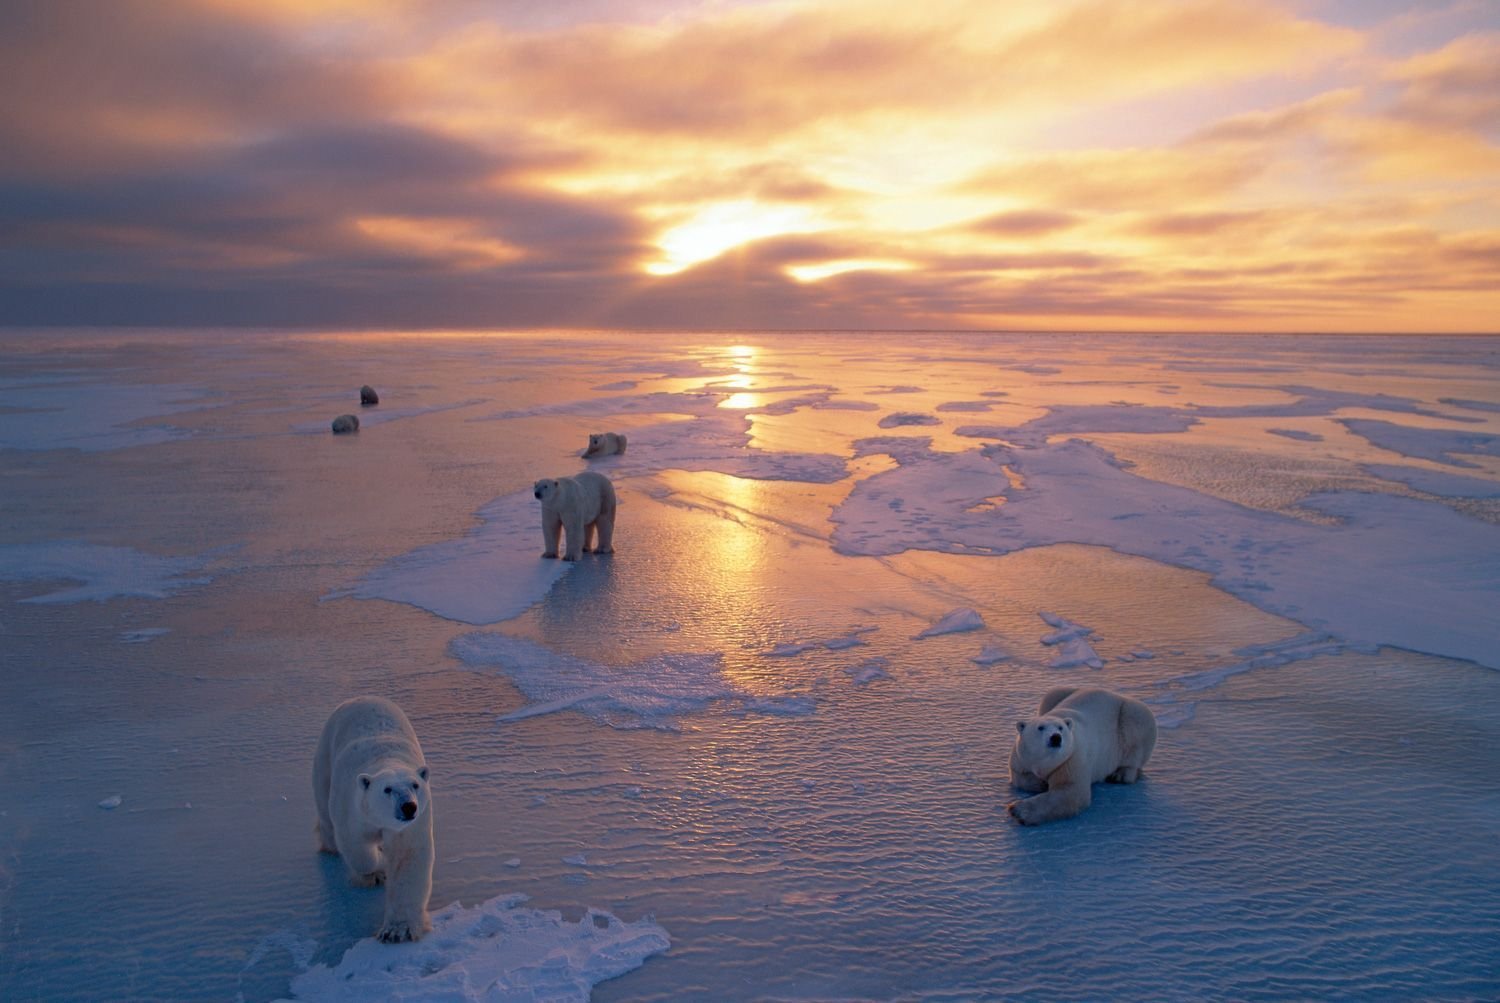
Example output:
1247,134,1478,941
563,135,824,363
312,696,434,942
1008,686,1157,826
331,414,359,434
582,432,627,458
534,471,617,561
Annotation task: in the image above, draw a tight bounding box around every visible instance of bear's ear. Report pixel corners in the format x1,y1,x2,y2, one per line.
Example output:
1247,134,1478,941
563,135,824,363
360,774,372,789
418,766,429,781
1015,720,1026,734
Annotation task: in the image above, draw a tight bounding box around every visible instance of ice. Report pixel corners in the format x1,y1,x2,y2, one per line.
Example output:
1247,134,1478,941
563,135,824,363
290,398,487,434
0,377,214,451
834,437,1500,670
1048,636,1104,669
971,644,1012,665
1340,417,1500,467
878,411,941,428
5,330,1499,1002
912,607,984,639
451,632,816,730
119,627,170,643
1267,427,1322,441
843,658,891,684
282,894,669,1003
1037,610,1093,645
1362,464,1500,498
333,490,569,625
0,541,213,603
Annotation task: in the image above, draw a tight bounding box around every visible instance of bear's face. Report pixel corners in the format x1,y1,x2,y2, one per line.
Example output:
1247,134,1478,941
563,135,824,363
1014,715,1074,775
587,434,603,451
359,766,430,829
533,479,561,503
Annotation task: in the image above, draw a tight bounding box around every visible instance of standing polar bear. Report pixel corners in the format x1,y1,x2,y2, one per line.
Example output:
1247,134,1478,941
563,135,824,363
1008,686,1157,826
534,471,617,561
582,432,627,458
313,696,434,942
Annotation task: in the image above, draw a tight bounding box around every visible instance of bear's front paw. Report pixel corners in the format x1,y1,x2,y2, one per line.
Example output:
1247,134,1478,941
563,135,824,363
351,870,385,887
376,920,421,944
561,554,578,562
1008,797,1046,826
541,550,558,559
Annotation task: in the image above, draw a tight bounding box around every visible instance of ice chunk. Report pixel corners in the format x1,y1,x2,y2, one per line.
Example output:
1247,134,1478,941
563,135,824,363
842,659,891,685
971,645,1012,666
97,795,122,810
1048,637,1104,669
913,608,984,640
282,894,669,1003
1038,611,1093,645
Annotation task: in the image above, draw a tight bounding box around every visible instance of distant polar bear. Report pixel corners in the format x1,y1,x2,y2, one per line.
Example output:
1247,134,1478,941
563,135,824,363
534,471,617,561
313,696,433,942
582,432,627,458
1008,686,1157,826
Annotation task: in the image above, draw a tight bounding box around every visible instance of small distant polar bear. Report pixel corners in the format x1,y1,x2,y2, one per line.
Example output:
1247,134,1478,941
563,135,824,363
583,432,627,458
1008,686,1157,826
534,471,617,561
331,414,359,434
313,696,433,942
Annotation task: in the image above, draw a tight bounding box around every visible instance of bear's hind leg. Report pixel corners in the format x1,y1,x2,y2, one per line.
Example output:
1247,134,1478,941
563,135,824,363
593,506,615,554
1106,765,1141,784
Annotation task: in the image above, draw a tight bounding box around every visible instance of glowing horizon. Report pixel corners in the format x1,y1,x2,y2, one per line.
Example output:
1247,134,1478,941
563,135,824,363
0,1,1496,333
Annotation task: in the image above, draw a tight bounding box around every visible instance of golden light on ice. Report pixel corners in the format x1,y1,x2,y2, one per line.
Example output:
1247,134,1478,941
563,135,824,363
644,201,824,276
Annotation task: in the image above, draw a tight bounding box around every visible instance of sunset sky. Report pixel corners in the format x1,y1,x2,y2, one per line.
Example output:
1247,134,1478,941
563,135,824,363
1,0,1497,332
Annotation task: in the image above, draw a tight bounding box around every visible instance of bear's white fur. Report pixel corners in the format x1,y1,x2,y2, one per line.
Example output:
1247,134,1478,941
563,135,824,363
1007,686,1157,826
582,432,627,458
331,414,359,434
534,471,617,561
312,696,434,942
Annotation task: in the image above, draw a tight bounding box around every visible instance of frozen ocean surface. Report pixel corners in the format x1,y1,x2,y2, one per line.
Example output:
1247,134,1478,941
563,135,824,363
2,329,1499,1001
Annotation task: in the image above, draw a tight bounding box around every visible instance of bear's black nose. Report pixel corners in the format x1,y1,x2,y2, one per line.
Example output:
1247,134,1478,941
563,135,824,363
1048,734,1062,748
534,490,542,499
400,801,417,820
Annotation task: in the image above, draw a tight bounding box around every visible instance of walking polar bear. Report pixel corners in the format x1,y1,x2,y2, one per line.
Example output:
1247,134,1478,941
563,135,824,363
1008,686,1157,826
534,471,617,561
582,432,627,458
313,696,434,942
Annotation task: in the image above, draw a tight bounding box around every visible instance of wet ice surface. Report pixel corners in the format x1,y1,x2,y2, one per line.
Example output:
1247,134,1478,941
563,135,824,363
2,330,1499,1001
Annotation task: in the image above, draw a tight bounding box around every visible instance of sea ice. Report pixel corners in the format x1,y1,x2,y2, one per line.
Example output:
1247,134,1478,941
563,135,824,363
913,607,984,639
1048,637,1104,669
281,894,669,1003
843,659,891,685
451,632,816,730
0,541,212,604
971,644,1012,666
1339,418,1500,467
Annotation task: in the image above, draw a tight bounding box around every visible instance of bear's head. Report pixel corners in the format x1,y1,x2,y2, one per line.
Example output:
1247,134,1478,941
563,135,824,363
533,478,561,502
359,766,430,829
587,434,604,452
1014,715,1074,775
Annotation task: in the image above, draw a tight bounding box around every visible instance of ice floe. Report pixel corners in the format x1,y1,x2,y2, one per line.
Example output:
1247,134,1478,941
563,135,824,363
0,379,215,451
1362,464,1500,498
1340,418,1500,467
913,607,984,639
970,644,1012,666
281,894,669,1003
843,658,891,685
833,437,1500,669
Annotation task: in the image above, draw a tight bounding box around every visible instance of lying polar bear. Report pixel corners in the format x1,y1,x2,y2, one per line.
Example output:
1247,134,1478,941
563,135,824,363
1008,686,1157,826
313,696,433,942
534,471,617,561
582,431,627,458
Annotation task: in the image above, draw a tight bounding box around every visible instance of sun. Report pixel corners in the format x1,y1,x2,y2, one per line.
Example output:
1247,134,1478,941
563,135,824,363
644,200,824,276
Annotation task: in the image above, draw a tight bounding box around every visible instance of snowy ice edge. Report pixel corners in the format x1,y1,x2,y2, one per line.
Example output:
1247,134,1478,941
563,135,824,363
278,892,669,1002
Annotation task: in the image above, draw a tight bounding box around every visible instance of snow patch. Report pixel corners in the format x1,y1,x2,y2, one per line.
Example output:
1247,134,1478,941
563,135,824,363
281,894,669,1003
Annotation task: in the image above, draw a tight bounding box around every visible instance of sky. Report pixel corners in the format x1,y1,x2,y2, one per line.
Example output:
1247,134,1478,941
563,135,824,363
0,0,1497,333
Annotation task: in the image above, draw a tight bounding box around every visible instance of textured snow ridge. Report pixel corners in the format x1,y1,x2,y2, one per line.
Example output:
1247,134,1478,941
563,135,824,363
451,632,816,730
0,541,212,603
282,894,669,1002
